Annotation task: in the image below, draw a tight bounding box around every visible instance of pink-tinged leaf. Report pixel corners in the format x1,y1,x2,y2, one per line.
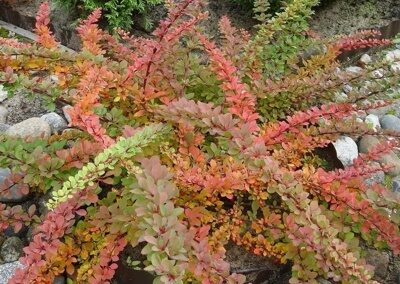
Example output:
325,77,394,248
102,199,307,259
28,205,36,217
76,209,87,216
14,222,23,233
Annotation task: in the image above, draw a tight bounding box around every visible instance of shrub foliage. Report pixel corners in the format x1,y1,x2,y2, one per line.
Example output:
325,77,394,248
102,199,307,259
55,0,163,30
0,0,400,283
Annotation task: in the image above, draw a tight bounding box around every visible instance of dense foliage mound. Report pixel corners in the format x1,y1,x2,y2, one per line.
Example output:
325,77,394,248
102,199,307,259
0,0,400,283
55,0,163,30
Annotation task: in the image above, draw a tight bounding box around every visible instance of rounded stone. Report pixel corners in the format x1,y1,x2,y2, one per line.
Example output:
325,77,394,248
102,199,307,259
360,54,372,65
371,69,384,79
53,276,66,284
333,136,358,167
0,105,7,124
359,135,400,177
317,278,332,284
358,135,384,153
0,237,23,263
380,114,400,132
40,112,68,134
392,177,400,194
334,92,348,102
345,66,363,74
5,117,51,139
391,62,400,73
364,114,380,131
385,49,400,62
342,84,353,94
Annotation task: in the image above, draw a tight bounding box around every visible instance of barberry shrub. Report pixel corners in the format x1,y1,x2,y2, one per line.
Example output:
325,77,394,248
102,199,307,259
0,0,400,283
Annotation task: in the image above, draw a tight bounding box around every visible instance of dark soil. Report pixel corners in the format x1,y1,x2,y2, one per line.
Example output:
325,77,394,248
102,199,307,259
310,0,400,37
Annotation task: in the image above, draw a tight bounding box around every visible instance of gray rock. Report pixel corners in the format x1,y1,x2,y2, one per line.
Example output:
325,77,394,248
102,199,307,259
317,278,332,284
0,123,10,133
365,114,380,131
345,66,363,74
365,163,385,186
53,276,66,284
0,237,23,263
334,92,348,102
392,62,400,73
0,261,23,283
0,86,7,103
365,249,390,279
0,106,7,124
360,54,372,65
393,177,400,194
5,118,51,139
226,243,280,283
380,115,400,132
333,136,358,167
62,105,73,124
0,168,28,203
343,84,353,94
359,135,400,177
371,69,384,79
40,112,68,133
385,49,400,62
50,75,59,83
3,93,47,124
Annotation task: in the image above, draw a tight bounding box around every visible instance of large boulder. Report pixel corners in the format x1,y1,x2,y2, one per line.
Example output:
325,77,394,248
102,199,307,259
5,117,51,139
